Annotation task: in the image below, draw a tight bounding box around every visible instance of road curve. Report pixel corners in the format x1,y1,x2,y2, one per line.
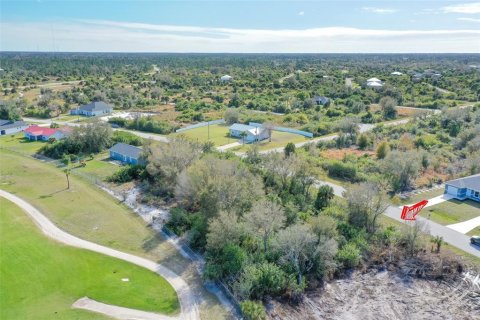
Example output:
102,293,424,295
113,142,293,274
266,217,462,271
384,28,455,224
0,189,199,320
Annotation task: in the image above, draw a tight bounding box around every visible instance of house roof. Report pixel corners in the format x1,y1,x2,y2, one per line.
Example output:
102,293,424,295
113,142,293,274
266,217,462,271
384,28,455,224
24,125,57,137
78,101,112,112
367,77,382,82
391,72,403,76
220,75,232,80
313,96,330,104
367,81,383,87
229,123,257,132
446,174,480,191
109,143,143,159
0,119,27,130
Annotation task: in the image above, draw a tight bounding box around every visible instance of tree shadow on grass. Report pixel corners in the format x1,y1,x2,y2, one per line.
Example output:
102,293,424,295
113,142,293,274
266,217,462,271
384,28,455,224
39,188,67,199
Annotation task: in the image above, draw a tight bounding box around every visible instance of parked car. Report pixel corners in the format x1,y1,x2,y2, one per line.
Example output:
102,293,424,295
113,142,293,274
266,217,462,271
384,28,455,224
470,236,480,246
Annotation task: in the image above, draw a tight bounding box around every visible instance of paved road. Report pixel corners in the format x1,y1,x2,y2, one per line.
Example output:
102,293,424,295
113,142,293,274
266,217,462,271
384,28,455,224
0,189,200,320
311,180,480,257
257,119,409,155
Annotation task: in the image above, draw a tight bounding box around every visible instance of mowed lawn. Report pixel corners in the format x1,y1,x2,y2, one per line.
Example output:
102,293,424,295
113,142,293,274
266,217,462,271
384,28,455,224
173,124,233,146
0,134,44,154
0,149,164,255
0,198,179,319
421,199,480,225
232,130,311,152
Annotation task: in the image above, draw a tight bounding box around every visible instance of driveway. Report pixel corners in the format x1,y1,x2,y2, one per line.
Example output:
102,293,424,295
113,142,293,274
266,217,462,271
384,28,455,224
0,189,200,320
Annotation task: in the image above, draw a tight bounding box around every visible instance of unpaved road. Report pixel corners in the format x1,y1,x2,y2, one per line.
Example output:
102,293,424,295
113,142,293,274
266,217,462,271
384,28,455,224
0,189,200,320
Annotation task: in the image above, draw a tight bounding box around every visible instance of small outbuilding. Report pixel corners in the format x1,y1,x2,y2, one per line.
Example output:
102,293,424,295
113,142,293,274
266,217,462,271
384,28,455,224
71,101,113,117
391,71,403,76
109,142,145,165
444,174,480,202
0,119,28,135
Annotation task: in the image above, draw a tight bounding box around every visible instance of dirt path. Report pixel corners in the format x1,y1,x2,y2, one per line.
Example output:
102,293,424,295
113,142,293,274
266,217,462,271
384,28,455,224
0,189,200,320
73,297,177,320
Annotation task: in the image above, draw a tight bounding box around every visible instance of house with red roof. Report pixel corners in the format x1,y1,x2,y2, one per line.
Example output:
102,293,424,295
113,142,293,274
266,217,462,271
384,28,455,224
24,125,71,141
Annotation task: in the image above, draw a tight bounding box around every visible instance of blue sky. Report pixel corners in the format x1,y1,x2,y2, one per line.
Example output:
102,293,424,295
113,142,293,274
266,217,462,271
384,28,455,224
1,1,479,52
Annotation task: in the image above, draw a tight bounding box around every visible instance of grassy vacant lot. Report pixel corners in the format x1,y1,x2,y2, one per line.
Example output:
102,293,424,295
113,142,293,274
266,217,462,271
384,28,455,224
421,199,480,225
399,188,445,205
74,151,120,181
232,130,311,152
0,148,229,319
174,124,233,146
0,134,44,154
0,198,179,320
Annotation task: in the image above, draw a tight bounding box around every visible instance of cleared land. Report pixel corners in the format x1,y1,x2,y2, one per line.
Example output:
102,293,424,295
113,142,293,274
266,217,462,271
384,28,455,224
421,199,480,225
0,198,179,319
173,124,233,146
0,147,229,319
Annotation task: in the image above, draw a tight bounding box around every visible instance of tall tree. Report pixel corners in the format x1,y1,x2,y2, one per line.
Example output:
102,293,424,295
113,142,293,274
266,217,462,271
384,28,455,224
245,199,286,252
273,224,318,285
345,182,390,234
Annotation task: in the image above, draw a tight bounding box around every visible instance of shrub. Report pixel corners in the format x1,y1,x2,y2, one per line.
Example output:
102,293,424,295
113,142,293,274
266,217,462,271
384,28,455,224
112,131,143,146
240,301,267,320
106,165,147,183
336,242,361,269
327,161,358,182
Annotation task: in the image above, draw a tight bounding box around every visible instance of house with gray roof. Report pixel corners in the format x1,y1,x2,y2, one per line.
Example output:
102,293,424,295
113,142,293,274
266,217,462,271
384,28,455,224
0,119,28,135
71,101,113,117
444,174,480,202
229,123,269,143
109,143,145,165
312,95,330,106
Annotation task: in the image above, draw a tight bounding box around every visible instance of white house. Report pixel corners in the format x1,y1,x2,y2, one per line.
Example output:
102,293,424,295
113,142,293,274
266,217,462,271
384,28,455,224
366,77,384,88
220,75,233,82
0,119,28,135
229,123,269,143
71,101,113,117
391,71,403,76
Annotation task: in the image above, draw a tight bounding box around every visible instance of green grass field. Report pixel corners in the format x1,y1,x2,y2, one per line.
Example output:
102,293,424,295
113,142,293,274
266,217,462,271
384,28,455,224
0,134,44,154
0,148,230,320
173,124,233,146
421,199,480,225
0,198,179,319
231,130,311,152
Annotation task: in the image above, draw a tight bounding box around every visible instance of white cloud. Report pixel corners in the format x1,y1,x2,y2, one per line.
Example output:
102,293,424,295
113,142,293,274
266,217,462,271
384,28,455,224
442,2,480,14
458,17,480,22
1,20,479,53
362,7,397,14
298,11,305,16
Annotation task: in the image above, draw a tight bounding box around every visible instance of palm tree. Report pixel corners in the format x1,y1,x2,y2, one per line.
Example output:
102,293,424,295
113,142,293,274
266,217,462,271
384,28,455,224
430,236,443,253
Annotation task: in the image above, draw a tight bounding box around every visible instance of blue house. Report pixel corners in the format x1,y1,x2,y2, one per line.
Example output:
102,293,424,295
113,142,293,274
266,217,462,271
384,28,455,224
229,123,269,143
71,101,113,117
444,174,480,202
109,143,145,165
